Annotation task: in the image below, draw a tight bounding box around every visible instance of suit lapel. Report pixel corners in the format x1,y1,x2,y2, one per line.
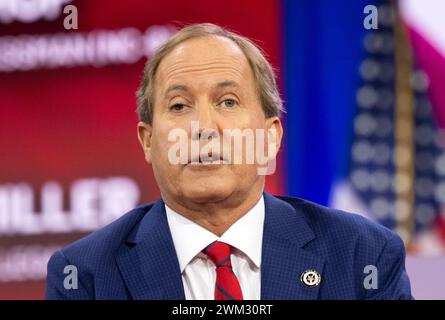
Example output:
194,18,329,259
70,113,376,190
115,199,185,300
261,193,325,299
115,193,324,300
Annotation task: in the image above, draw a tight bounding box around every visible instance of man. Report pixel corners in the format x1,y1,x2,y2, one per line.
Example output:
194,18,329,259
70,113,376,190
45,23,412,300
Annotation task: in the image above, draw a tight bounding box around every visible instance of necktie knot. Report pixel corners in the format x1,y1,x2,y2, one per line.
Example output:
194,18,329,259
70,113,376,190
203,241,232,268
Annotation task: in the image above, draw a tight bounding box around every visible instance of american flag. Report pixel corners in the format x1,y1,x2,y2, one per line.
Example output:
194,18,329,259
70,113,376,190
345,0,445,255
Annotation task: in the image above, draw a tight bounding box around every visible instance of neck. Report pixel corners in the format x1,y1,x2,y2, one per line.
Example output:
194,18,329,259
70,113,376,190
162,185,264,237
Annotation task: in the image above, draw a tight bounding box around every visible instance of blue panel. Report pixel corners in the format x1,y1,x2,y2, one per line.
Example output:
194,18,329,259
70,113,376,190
283,0,372,204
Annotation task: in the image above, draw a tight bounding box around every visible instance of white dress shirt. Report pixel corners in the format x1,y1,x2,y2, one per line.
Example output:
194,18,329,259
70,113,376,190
165,196,265,300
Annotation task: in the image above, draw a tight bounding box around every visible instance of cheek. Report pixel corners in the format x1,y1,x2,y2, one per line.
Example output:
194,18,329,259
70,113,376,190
151,124,190,173
150,127,175,166
239,104,266,127
152,121,176,145
220,115,264,134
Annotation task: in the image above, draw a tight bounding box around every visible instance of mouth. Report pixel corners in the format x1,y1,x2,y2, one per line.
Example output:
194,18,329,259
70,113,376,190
187,153,229,166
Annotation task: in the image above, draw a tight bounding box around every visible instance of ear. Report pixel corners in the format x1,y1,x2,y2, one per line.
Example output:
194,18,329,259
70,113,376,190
137,121,153,164
265,116,283,159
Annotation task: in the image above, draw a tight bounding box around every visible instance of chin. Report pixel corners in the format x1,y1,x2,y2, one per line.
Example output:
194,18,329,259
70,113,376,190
181,183,234,203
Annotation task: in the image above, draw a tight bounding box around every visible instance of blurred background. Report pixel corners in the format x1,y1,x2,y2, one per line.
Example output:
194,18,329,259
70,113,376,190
0,0,444,299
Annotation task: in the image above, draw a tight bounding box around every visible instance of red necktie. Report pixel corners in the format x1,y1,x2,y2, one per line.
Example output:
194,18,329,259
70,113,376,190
203,241,244,300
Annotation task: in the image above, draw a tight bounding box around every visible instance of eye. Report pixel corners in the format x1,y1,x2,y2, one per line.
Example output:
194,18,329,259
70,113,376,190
221,99,237,108
170,103,186,112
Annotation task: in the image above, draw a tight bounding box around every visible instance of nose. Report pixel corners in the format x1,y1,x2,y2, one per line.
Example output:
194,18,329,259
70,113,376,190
192,103,219,140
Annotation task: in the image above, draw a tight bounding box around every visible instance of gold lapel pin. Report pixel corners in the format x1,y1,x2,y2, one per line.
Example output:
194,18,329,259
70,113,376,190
301,269,321,288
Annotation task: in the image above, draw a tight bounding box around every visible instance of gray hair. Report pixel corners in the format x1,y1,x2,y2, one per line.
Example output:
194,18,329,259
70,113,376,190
136,23,283,124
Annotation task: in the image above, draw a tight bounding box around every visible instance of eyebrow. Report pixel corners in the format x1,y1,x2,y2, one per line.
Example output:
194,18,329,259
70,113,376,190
164,81,240,98
215,80,240,90
164,84,188,98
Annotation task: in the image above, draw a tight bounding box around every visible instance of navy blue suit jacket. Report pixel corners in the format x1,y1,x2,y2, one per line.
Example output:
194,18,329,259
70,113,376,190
45,192,413,299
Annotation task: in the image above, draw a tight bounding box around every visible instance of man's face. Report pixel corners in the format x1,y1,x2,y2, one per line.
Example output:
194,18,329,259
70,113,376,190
138,36,282,205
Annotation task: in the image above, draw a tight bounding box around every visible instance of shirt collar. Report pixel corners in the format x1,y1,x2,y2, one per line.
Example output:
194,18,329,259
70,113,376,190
165,195,265,273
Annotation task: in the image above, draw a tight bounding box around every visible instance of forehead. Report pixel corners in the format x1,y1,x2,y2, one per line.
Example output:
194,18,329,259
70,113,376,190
155,36,254,89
